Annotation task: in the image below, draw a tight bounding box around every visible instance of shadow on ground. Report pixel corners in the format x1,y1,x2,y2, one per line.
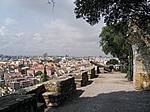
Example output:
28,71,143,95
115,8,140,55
45,90,150,112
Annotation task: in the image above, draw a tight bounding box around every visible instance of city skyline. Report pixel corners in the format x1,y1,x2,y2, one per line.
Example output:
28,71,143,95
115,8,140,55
0,0,107,57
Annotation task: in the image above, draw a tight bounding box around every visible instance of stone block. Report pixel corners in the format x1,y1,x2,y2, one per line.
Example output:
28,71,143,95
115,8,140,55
42,76,76,107
133,73,141,81
37,102,45,112
42,92,62,107
70,70,88,87
75,79,82,88
0,105,10,112
86,67,96,79
133,73,150,90
0,94,37,112
133,80,143,90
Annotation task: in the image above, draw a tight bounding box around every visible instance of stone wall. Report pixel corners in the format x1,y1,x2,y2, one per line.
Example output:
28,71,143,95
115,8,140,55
0,94,43,112
69,70,88,88
42,75,76,107
127,18,150,90
18,82,46,105
84,66,96,79
133,58,150,90
0,67,96,111
0,76,76,111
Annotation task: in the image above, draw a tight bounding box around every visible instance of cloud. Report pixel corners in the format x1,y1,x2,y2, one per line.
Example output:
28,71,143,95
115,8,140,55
0,0,107,57
33,33,43,43
5,17,20,26
16,32,24,37
0,26,7,36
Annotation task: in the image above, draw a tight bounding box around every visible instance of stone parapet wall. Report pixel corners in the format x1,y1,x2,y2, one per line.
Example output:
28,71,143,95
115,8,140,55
43,76,76,99
0,94,38,112
0,67,96,110
0,76,76,110
133,60,150,90
42,75,76,107
69,70,88,88
18,83,46,104
84,66,96,79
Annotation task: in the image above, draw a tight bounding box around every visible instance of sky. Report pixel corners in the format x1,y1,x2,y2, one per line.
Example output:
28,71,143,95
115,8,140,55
0,0,106,57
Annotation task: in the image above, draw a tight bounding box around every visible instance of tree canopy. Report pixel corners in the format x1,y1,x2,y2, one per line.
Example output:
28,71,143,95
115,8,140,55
74,0,149,59
42,65,47,82
100,21,132,69
74,0,150,56
35,71,43,77
106,59,119,65
74,0,150,38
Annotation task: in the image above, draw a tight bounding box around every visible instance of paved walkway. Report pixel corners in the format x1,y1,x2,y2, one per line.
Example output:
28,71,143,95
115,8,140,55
45,72,150,112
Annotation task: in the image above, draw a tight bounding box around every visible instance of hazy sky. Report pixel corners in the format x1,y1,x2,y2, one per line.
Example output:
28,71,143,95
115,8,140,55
0,0,106,57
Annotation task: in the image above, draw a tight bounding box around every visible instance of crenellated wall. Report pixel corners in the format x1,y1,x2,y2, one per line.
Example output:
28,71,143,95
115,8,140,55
0,67,96,111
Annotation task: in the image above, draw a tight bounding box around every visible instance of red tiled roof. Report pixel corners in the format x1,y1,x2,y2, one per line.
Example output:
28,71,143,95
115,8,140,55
4,60,9,62
22,74,27,77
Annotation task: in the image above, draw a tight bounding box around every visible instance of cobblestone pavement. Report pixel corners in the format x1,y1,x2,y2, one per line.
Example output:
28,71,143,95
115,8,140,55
45,72,150,112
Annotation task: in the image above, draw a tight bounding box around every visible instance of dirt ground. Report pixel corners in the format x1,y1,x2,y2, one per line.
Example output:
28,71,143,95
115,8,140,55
45,72,150,112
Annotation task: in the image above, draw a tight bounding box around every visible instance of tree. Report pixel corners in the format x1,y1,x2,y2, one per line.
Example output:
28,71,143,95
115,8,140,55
74,0,150,51
20,67,29,74
106,59,119,65
42,65,47,82
74,0,150,90
74,0,149,28
100,21,133,72
34,71,43,77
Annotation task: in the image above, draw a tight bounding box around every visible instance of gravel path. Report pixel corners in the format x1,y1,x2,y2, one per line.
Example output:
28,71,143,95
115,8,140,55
45,72,150,112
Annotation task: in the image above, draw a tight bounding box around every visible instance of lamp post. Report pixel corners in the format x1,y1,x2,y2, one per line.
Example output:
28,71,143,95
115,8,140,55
127,54,132,81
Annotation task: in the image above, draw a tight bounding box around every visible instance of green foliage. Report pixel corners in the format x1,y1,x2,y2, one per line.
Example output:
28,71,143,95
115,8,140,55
74,0,150,31
40,60,45,64
42,65,47,82
100,21,132,70
42,59,61,63
120,66,128,73
48,60,53,62
20,69,26,74
53,59,61,63
19,64,24,68
35,71,43,77
20,68,29,74
55,63,61,68
106,59,119,65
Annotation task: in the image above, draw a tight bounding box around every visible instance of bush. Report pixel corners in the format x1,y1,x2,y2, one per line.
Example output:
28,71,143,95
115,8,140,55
106,59,119,65
35,71,43,77
120,66,128,73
